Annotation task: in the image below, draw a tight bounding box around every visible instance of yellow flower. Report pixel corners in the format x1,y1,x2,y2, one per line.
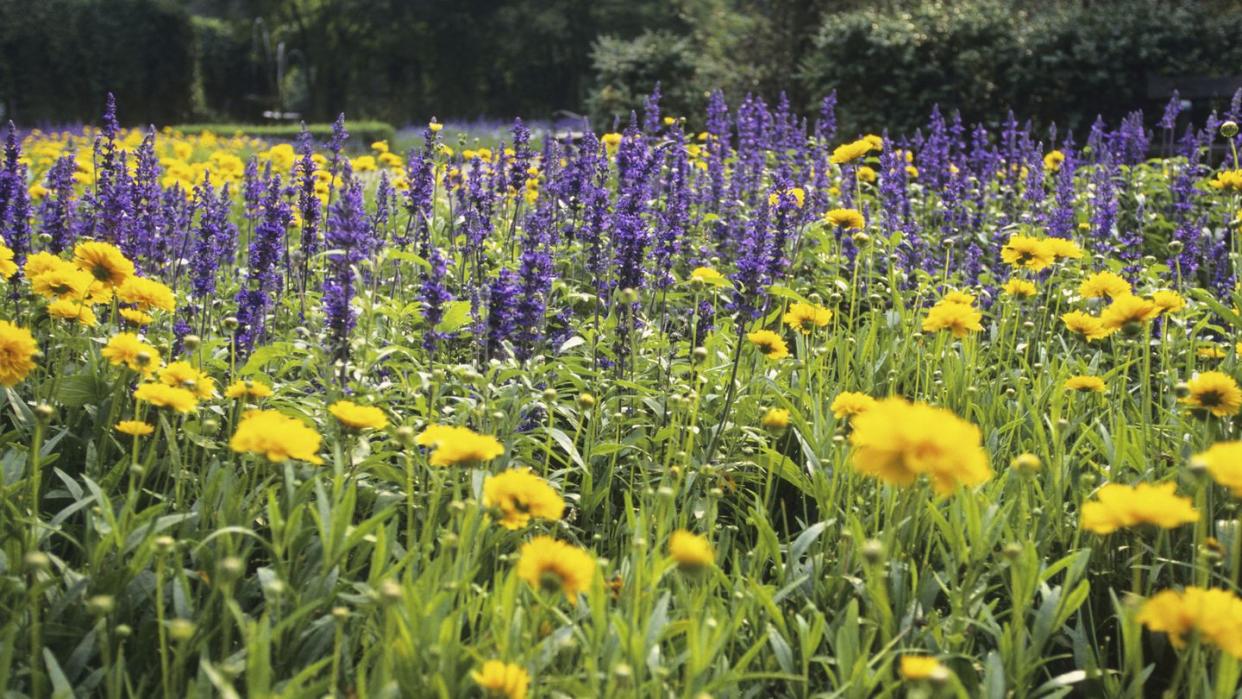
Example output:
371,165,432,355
940,290,975,306
761,407,790,431
782,302,832,333
0,321,38,386
31,266,97,300
119,308,153,326
601,133,623,152
101,333,161,374
516,536,595,599
1199,345,1227,360
1061,311,1110,341
229,409,324,464
483,469,565,530
849,397,992,495
747,329,789,360
1080,482,1199,534
1002,278,1037,298
768,187,805,209
225,380,273,400
415,424,504,466
921,301,983,338
1099,294,1160,332
856,166,877,183
117,276,176,313
1078,271,1131,299
1194,442,1242,497
1152,289,1186,314
471,660,529,699
23,252,71,280
830,139,874,165
1010,453,1042,472
899,655,949,681
429,120,444,133
158,361,216,400
73,241,134,287
133,383,199,413
668,530,714,569
1064,375,1106,393
824,208,864,230
688,266,729,288
1139,587,1242,658
1043,150,1065,172
1045,237,1084,260
328,400,389,430
831,391,877,419
116,420,154,437
1210,170,1242,192
1181,371,1242,417
0,243,16,279
47,299,97,326
1000,234,1055,271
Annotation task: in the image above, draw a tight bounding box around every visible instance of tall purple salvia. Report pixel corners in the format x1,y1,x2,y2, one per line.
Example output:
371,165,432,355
234,175,290,355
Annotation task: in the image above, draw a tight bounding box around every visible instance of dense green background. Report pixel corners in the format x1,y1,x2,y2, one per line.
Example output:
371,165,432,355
1,0,1241,133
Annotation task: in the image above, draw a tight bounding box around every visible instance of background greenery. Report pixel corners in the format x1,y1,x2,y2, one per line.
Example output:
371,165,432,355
2,0,1242,133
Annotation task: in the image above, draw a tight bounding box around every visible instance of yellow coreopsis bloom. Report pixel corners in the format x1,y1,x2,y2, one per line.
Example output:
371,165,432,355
1045,237,1084,260
117,276,176,313
688,266,729,287
516,536,595,599
747,329,789,360
782,302,832,333
849,397,992,495
1099,294,1160,332
73,241,134,287
328,400,389,431
229,409,324,464
116,420,155,437
760,407,790,431
831,391,877,419
1181,371,1242,417
1000,234,1055,271
1139,587,1242,658
0,321,38,386
824,208,864,230
225,379,273,400
899,655,949,681
101,333,161,374
830,139,873,165
1080,482,1199,534
1043,150,1065,172
1002,278,1037,298
133,382,199,413
158,361,217,400
0,243,16,279
415,424,504,466
1064,375,1106,393
1061,311,1111,341
483,469,565,530
1194,442,1242,497
668,530,714,570
471,661,529,699
921,301,982,338
1078,270,1131,299
1152,289,1186,314
47,299,97,326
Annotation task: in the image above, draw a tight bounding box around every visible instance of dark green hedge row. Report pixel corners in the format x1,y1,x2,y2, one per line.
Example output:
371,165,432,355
801,0,1242,135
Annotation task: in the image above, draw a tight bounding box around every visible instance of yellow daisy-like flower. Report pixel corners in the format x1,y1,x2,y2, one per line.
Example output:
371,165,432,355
415,424,504,466
101,333,161,374
516,535,595,599
746,329,789,360
1210,170,1242,192
482,468,565,530
1080,482,1199,534
1152,289,1186,314
1099,294,1160,332
1002,278,1037,297
940,289,975,306
921,301,983,338
117,276,176,313
823,208,864,230
1078,270,1131,299
1061,311,1111,341
158,361,217,400
1181,371,1242,417
782,302,832,333
225,380,273,400
31,266,97,300
0,243,16,279
47,299,97,326
1193,442,1242,497
830,139,874,165
1065,375,1106,393
471,661,530,699
831,391,877,419
768,187,805,209
1000,234,1055,271
668,530,714,570
856,165,877,183
116,420,155,437
229,409,324,464
688,266,729,288
899,655,949,681
1199,345,1227,360
1139,587,1242,658
119,308,153,326
761,407,790,431
601,132,623,152
0,321,38,386
1043,150,1065,172
73,241,134,287
133,382,199,413
849,397,992,496
328,400,389,431
1045,237,1084,260
23,251,71,280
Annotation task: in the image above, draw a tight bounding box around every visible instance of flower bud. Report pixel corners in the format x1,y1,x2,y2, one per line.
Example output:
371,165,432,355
1223,121,1239,138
